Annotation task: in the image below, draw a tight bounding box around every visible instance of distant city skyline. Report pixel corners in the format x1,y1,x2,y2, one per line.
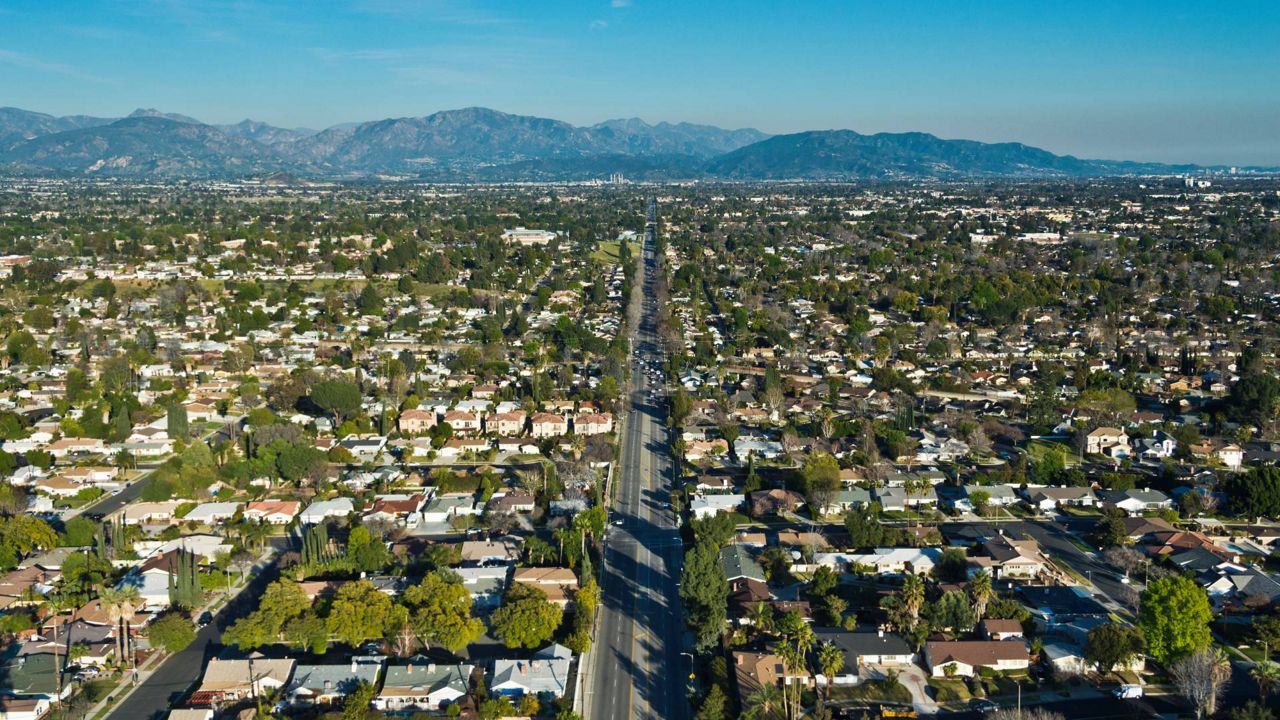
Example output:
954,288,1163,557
3,0,1279,165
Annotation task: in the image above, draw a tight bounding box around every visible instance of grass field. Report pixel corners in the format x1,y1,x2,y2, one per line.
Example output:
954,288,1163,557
1027,438,1081,467
592,240,622,263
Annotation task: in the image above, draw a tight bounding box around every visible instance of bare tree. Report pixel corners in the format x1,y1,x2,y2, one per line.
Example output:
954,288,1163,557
1171,648,1231,719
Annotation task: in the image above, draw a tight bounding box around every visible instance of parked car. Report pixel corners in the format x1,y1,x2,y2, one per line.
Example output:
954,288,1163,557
1114,684,1144,699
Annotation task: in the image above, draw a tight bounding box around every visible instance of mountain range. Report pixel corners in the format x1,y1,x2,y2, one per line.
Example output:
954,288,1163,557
0,105,1230,181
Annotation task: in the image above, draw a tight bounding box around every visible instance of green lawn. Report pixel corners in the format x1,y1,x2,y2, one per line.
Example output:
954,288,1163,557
1027,439,1081,467
829,678,913,704
928,678,971,702
592,240,622,263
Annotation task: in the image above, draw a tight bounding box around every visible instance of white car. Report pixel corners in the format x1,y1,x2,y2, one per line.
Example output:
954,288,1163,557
1114,684,1143,699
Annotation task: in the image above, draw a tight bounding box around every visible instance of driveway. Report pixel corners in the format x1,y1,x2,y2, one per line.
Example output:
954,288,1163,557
864,662,938,715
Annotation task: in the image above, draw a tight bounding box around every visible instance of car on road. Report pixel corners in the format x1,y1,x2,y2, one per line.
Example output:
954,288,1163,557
970,699,999,714
197,611,213,628
1114,684,1143,699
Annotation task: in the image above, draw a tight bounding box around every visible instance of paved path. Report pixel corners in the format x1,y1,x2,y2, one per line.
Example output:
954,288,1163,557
584,199,688,720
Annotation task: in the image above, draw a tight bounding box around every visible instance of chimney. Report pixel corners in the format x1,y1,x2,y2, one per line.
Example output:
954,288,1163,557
324,680,332,690
878,629,884,638
428,663,436,673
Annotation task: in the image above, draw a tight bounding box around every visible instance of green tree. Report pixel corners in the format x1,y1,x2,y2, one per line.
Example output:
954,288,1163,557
1140,576,1212,665
276,444,327,483
844,504,885,547
681,540,729,651
402,571,484,653
167,403,189,439
311,380,363,424
801,453,841,517
146,611,196,653
342,679,377,720
694,684,729,720
490,584,562,649
347,525,391,573
1223,466,1280,520
327,580,393,648
926,590,975,633
1085,623,1145,673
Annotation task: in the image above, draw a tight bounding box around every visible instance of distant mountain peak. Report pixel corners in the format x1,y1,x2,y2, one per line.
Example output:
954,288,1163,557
127,108,203,125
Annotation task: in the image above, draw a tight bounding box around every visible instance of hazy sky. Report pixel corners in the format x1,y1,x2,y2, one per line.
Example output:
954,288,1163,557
3,1,1279,165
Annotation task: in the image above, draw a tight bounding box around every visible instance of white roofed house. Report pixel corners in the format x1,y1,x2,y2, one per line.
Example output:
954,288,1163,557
183,502,242,526
299,497,355,525
690,494,745,519
490,644,573,698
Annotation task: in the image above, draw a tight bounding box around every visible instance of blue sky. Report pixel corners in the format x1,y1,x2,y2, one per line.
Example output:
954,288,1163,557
2,1,1279,165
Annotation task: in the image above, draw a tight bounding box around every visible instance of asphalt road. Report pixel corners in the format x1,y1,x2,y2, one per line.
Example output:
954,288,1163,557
587,201,688,720
106,553,285,720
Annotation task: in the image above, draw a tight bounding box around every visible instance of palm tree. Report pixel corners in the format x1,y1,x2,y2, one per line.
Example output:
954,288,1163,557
969,569,993,620
748,602,774,639
99,586,141,678
902,574,925,629
778,644,806,720
43,593,74,702
817,642,845,703
742,683,785,720
1253,660,1280,696
97,587,129,669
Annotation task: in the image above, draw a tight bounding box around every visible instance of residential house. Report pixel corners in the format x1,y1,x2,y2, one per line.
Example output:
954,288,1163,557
460,539,520,565
121,501,183,526
299,498,355,525
490,644,572,698
183,502,242,526
974,535,1048,580
813,629,915,682
1099,488,1173,514
398,409,437,435
1086,427,1129,458
530,413,568,438
442,411,480,435
574,413,614,436
980,619,1025,641
512,567,579,606
192,657,296,705
373,661,474,713
1023,487,1096,513
286,658,385,707
486,411,526,437
732,651,810,706
721,545,767,583
454,566,510,610
875,486,939,512
924,640,1031,677
690,494,745,520
243,500,301,524
749,489,804,518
